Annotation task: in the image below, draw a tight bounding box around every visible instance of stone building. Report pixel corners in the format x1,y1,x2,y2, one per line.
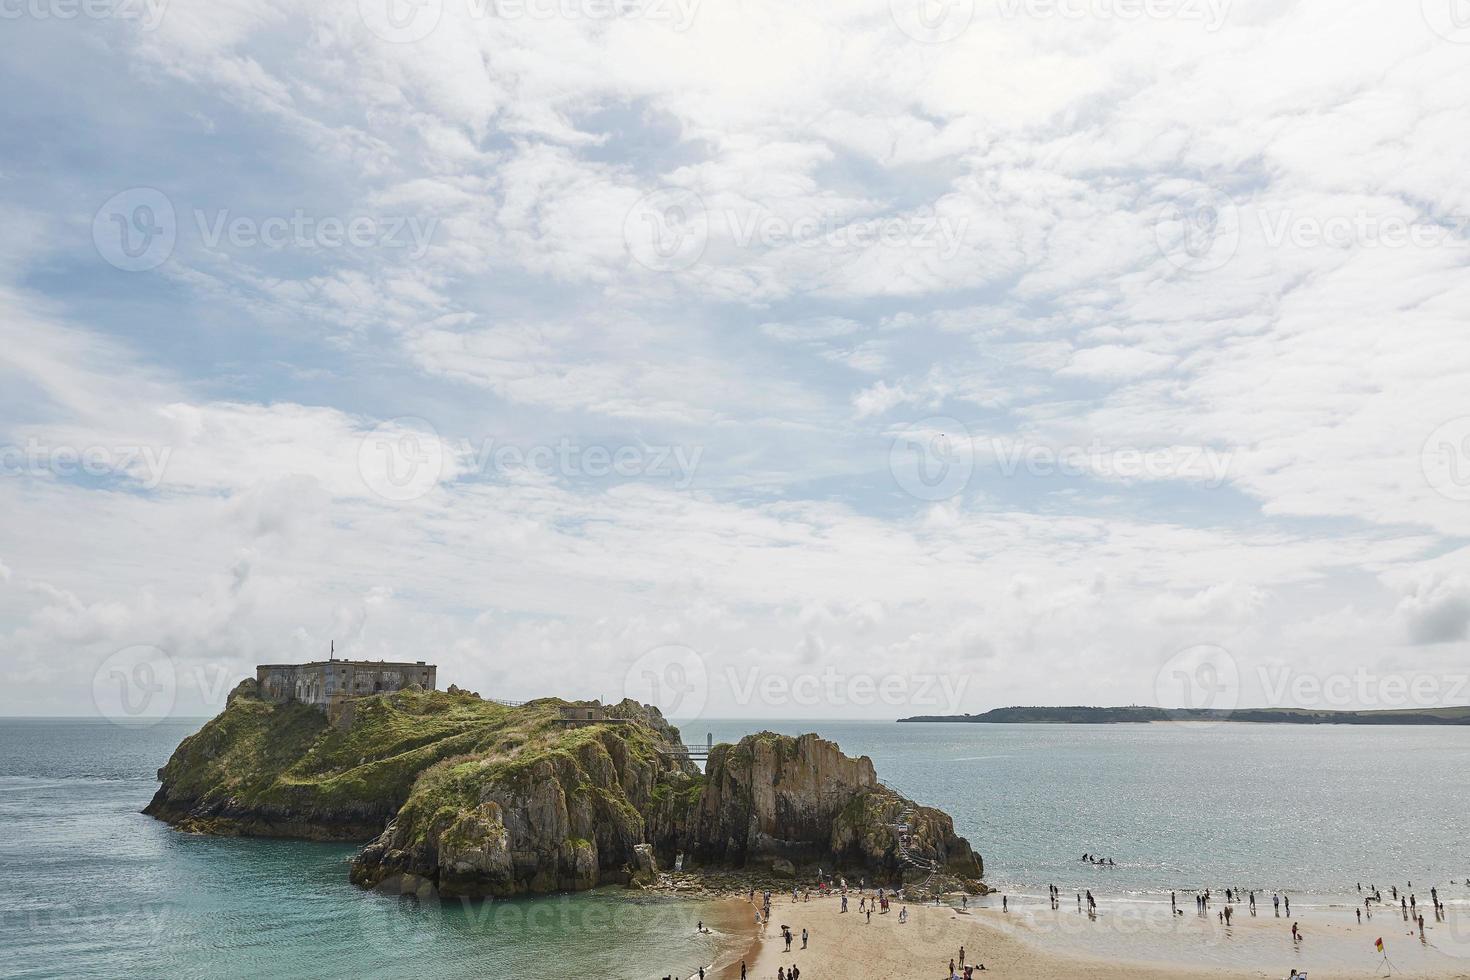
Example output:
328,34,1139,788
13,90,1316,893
256,659,436,714
555,701,628,726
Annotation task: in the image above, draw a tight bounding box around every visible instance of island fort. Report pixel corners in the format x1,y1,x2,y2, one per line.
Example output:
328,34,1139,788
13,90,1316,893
256,657,436,715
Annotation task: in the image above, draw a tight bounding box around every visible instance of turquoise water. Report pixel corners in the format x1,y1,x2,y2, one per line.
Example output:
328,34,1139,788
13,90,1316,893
5,718,1470,978
700,719,1470,902
0,720,740,980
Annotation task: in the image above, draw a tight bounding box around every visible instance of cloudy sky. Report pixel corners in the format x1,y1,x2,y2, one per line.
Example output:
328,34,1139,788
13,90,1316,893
2,0,1468,721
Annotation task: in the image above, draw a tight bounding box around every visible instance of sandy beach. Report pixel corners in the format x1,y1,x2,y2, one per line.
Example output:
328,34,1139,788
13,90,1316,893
709,890,1470,980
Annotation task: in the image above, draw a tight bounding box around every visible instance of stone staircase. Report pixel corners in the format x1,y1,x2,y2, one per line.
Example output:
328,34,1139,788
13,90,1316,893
892,806,938,875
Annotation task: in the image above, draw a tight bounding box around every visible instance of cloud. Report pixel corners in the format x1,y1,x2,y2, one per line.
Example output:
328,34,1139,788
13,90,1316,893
1396,575,1470,645
0,0,1466,717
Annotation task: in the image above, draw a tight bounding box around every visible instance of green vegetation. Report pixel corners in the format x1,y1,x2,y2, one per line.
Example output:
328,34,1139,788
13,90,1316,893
148,688,688,841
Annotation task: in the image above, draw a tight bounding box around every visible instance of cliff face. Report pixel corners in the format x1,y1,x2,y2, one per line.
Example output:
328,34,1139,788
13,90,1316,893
688,732,983,887
351,725,672,897
690,732,877,863
147,692,985,897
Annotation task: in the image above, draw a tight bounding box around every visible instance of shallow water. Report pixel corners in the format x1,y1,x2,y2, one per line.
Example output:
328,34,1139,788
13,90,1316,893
0,719,741,980
5,717,1470,978
700,719,1470,902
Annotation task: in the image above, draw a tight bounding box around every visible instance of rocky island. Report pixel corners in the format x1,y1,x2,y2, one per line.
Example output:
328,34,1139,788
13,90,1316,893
146,679,985,900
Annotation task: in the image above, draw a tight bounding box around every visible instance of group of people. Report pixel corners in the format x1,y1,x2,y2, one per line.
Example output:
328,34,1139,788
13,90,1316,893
1355,881,1445,937
946,944,986,979
1080,852,1116,866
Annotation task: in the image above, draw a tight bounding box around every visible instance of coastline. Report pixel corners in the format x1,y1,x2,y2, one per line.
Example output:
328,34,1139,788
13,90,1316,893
703,889,1470,980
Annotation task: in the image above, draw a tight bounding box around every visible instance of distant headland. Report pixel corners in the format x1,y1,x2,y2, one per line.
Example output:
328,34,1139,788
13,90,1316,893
897,705,1470,724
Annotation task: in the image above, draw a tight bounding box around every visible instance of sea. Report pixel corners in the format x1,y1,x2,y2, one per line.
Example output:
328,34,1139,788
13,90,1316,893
3,717,1469,978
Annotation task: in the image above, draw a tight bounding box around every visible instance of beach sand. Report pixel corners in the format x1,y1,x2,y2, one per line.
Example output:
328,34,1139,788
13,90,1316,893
709,890,1470,980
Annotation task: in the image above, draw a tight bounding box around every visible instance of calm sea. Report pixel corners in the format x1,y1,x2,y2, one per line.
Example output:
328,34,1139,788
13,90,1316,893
4,717,1469,978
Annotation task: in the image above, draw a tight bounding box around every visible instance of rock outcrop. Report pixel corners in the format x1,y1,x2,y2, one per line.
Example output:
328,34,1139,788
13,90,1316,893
687,732,983,888
147,690,985,897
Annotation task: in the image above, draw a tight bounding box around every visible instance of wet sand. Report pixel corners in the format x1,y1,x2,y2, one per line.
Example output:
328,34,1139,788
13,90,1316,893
710,890,1470,980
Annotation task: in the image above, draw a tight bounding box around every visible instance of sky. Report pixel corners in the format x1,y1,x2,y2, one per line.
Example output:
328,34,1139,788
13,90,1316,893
1,0,1469,722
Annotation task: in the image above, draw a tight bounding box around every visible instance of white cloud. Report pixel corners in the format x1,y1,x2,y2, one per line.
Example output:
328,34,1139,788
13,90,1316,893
0,0,1466,717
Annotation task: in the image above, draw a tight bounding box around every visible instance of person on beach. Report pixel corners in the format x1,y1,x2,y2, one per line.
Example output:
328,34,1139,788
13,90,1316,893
776,967,784,980
801,927,807,950
1291,921,1301,943
1284,895,1290,916
740,961,746,980
1357,908,1361,924
1273,892,1280,914
1002,895,1008,913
